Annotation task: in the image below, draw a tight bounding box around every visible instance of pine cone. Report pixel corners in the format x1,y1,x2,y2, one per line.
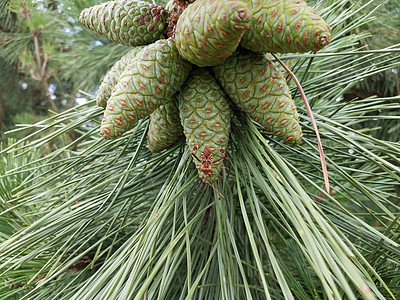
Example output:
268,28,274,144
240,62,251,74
174,0,251,67
241,0,331,54
213,49,302,145
96,46,145,108
79,0,169,46
179,68,231,183
101,38,192,139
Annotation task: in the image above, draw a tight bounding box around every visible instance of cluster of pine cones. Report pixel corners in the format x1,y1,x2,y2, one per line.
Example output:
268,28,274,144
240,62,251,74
79,0,331,184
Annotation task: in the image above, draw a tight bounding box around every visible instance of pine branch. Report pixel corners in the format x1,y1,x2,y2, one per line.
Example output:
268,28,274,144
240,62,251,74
1,0,400,299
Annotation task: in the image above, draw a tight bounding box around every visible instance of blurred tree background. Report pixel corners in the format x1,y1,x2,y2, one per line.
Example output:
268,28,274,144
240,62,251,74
0,0,134,141
0,0,399,299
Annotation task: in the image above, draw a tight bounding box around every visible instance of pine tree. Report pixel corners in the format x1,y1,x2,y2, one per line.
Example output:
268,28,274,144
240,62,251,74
0,0,399,299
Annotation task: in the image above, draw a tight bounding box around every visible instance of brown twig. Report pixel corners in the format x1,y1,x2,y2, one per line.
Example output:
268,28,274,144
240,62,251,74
41,52,49,77
28,66,41,81
20,1,58,112
271,53,330,194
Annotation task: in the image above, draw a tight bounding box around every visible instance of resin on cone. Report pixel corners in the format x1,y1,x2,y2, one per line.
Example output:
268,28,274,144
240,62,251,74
101,39,192,139
96,46,145,108
213,49,302,145
240,0,331,54
179,69,231,183
147,97,183,153
174,0,251,67
79,0,169,47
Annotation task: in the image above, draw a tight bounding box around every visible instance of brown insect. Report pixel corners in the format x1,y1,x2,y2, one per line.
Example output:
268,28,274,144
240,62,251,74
191,145,226,197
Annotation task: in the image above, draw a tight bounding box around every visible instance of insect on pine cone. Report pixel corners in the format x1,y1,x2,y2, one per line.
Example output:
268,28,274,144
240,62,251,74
191,145,226,184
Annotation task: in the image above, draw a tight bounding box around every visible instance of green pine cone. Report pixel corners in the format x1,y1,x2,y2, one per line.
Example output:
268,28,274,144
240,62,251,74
79,1,169,47
101,38,192,139
179,68,231,184
147,97,183,153
174,0,251,67
213,49,302,145
240,0,331,54
96,46,145,108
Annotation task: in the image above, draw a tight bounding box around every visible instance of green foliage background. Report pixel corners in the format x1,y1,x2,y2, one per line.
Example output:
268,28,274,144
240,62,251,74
0,0,132,139
0,0,399,299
